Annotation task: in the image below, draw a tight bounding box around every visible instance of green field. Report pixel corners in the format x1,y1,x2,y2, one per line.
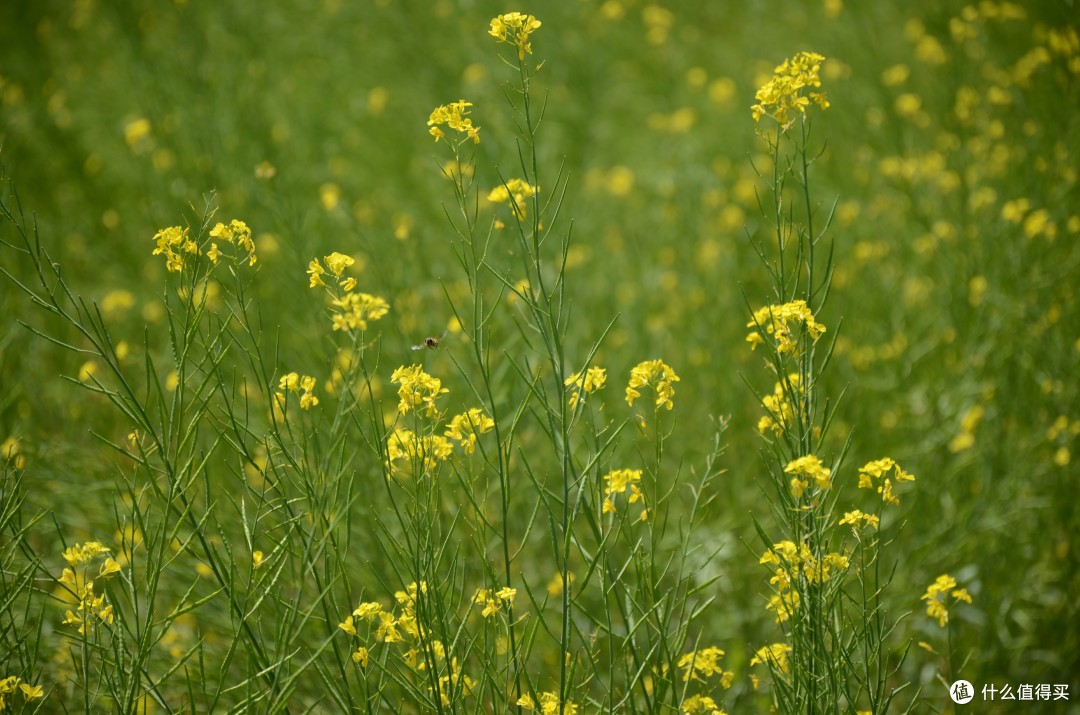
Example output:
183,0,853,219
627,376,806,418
1,1,1078,713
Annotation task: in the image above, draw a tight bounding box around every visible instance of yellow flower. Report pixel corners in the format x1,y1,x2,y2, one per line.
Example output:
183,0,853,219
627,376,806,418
489,12,542,60
445,408,495,453
391,365,449,418
746,300,826,354
565,366,607,408
682,693,727,715
329,292,390,332
375,611,401,642
352,647,369,667
488,178,539,221
625,359,680,410
209,219,257,266
324,251,355,277
307,258,327,287
352,602,383,621
751,51,829,126
922,573,972,627
750,642,792,673
20,682,45,699
538,691,576,715
784,454,832,492
857,457,914,505
839,510,880,530
428,100,480,144
603,468,642,496
151,226,192,273
677,646,727,681
338,616,357,635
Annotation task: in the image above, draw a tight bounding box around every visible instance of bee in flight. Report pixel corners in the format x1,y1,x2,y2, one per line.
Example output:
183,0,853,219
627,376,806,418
411,331,447,350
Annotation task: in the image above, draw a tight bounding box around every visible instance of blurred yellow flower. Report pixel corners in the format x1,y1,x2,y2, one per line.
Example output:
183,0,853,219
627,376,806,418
922,573,973,627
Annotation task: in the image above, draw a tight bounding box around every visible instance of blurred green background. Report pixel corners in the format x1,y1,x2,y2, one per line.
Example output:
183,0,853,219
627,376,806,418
2,0,1078,710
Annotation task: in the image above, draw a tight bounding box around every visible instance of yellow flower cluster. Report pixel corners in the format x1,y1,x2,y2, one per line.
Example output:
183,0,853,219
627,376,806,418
677,646,733,685
58,541,121,634
564,366,606,409
386,427,453,476
857,457,915,505
760,540,850,621
428,100,481,144
276,372,319,411
207,219,257,267
1,436,25,470
517,691,578,715
307,251,389,333
783,454,832,497
681,694,728,715
921,573,973,627
746,300,826,355
750,642,792,674
602,468,646,520
308,251,357,290
488,178,539,222
330,292,391,332
472,586,517,618
751,51,830,126
151,225,198,273
383,366,493,475
391,365,449,418
625,359,680,410
488,12,542,60
839,509,880,530
445,408,496,454
757,373,805,435
339,584,477,705
0,676,44,709
152,220,257,273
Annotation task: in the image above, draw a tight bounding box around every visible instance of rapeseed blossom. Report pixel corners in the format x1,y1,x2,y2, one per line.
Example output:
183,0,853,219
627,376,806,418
602,468,645,518
839,509,880,530
151,225,196,273
275,372,319,411
428,100,481,144
473,586,517,618
783,454,832,496
307,252,388,332
489,12,542,60
758,374,804,435
58,541,121,634
488,178,539,221
857,457,915,505
922,573,973,627
386,428,453,476
681,694,727,715
391,365,449,418
677,646,732,684
746,300,826,355
750,643,792,673
445,408,495,453
0,676,45,710
625,359,680,410
330,292,390,332
751,51,829,126
564,366,606,409
208,219,257,267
